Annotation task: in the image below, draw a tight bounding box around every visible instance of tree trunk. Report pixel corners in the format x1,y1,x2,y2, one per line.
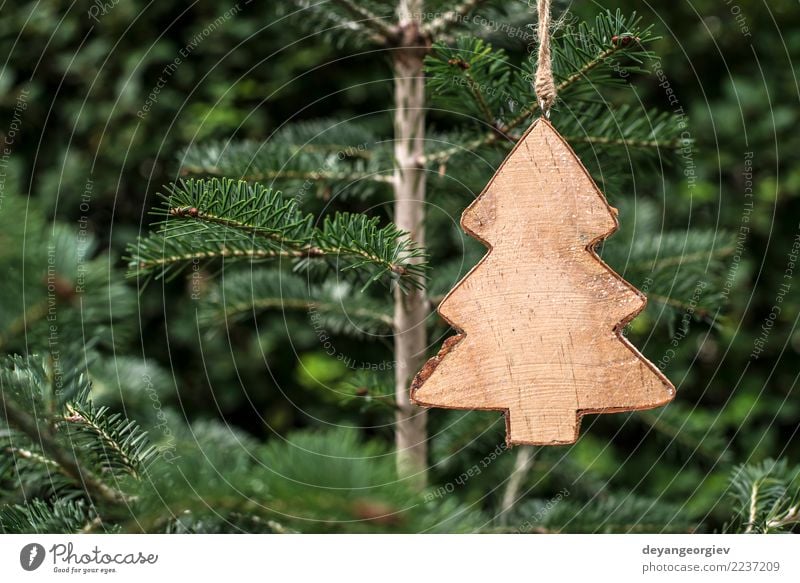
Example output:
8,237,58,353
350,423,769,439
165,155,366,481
393,0,429,488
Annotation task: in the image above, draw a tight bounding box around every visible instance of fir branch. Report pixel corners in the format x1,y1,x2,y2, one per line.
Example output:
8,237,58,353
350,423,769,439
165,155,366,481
425,37,512,128
424,0,491,37
500,12,658,133
80,515,106,533
199,269,393,335
326,0,398,44
62,402,157,480
286,1,395,46
424,11,663,160
428,410,505,472
601,223,734,328
130,246,299,273
421,134,492,165
336,370,397,412
0,215,137,353
182,167,394,186
557,104,685,155
465,77,497,126
628,246,735,272
514,494,694,534
766,506,800,531
179,119,393,200
565,134,679,150
552,46,619,99
157,178,313,244
0,300,50,352
550,10,658,96
498,446,537,525
239,298,391,328
0,499,96,534
635,405,731,463
726,459,800,533
4,446,60,470
0,356,150,507
646,293,711,319
745,479,760,533
423,101,684,166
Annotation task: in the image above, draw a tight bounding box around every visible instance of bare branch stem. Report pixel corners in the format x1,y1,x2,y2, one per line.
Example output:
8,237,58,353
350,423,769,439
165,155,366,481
329,0,398,43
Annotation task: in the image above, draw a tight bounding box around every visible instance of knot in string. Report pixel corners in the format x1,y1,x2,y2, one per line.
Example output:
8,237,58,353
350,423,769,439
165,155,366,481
534,0,556,117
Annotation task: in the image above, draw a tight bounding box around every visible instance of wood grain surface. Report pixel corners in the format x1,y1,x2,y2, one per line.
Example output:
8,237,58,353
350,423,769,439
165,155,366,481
410,118,675,446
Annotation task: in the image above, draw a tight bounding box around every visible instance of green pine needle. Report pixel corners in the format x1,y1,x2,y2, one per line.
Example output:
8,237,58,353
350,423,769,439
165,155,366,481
726,459,800,533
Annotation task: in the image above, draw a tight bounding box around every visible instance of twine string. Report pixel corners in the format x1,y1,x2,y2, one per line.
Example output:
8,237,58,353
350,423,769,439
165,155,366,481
534,0,556,117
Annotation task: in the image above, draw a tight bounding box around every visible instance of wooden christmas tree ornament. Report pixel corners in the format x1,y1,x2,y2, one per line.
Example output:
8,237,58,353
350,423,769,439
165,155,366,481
410,117,675,445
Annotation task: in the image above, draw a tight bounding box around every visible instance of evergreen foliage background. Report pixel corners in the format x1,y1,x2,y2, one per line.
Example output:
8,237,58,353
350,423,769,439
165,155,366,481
0,0,798,533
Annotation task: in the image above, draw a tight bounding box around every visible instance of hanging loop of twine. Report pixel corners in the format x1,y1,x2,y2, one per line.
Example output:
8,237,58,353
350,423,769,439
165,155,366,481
534,0,556,117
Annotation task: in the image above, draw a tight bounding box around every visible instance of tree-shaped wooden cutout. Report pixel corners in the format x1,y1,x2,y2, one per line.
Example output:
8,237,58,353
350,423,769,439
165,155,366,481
411,118,675,446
